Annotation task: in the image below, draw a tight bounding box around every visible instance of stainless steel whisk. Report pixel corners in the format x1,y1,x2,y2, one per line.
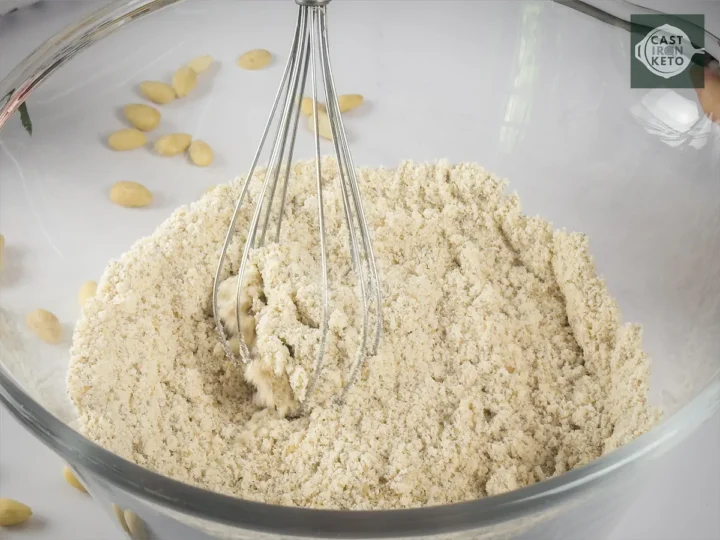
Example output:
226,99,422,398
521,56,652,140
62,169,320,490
213,0,382,406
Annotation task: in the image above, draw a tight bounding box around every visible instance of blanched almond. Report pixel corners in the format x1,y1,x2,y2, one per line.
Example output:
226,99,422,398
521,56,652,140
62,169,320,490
237,49,272,70
26,309,62,344
301,97,326,117
78,280,98,306
123,104,161,131
108,129,146,151
139,81,176,104
172,66,198,98
155,133,192,156
112,504,130,534
308,110,333,140
63,465,88,493
0,498,32,527
110,181,153,208
124,510,149,540
188,55,214,73
337,94,364,113
188,140,214,167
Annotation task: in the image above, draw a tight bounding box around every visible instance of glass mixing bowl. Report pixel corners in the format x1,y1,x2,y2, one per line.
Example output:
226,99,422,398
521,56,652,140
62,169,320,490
1,1,719,538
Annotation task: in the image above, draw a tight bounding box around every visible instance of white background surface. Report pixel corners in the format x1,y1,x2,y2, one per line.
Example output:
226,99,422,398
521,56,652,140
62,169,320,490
1,1,719,539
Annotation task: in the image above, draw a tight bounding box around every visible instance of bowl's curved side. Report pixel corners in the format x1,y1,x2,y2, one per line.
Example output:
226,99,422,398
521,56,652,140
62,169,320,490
0,0,181,129
559,0,720,62
2,359,717,538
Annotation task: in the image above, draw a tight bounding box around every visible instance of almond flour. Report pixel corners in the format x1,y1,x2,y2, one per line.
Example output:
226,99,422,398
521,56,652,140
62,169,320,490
67,159,659,510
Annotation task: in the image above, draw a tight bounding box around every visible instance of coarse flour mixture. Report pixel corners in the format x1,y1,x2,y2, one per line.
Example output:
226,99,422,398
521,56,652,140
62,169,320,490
67,159,659,509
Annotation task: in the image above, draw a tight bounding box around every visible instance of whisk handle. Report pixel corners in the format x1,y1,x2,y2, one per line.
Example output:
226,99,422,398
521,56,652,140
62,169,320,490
295,0,331,5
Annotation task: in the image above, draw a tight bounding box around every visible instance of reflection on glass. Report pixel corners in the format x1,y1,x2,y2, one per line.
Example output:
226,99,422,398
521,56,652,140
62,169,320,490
631,88,713,149
499,3,542,154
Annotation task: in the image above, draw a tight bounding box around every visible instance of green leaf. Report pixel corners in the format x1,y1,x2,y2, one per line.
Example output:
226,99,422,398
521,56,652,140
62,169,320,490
19,102,32,136
0,89,32,135
1,89,12,107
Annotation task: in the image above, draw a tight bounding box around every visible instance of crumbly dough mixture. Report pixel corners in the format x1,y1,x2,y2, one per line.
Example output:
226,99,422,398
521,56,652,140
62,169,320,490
67,159,659,509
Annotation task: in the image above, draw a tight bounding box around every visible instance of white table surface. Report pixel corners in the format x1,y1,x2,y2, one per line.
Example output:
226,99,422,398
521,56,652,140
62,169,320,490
1,2,719,539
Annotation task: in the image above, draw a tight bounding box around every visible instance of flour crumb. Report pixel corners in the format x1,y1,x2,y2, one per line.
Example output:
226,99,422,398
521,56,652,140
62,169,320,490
67,158,660,509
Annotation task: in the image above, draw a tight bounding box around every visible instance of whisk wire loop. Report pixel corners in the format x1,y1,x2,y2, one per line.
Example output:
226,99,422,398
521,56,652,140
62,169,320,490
213,1,382,407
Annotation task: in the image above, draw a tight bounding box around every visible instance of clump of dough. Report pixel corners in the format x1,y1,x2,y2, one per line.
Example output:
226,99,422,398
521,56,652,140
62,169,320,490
217,242,347,416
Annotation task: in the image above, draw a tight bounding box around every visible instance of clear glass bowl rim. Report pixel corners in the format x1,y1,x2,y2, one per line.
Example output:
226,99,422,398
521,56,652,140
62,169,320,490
1,0,719,536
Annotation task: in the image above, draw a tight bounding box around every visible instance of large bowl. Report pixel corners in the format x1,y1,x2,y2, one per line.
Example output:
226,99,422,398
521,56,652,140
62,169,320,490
1,1,719,539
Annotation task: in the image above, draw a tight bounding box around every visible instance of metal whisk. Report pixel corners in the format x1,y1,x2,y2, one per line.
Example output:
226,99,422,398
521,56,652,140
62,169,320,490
212,0,381,406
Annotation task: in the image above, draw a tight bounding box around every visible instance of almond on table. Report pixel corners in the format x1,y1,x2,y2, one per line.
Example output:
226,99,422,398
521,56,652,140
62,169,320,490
26,308,63,344
139,81,176,104
337,94,364,113
155,133,192,157
172,66,198,98
123,104,161,132
237,49,273,70
188,55,214,73
188,140,214,167
0,498,32,527
107,129,146,151
110,181,153,208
